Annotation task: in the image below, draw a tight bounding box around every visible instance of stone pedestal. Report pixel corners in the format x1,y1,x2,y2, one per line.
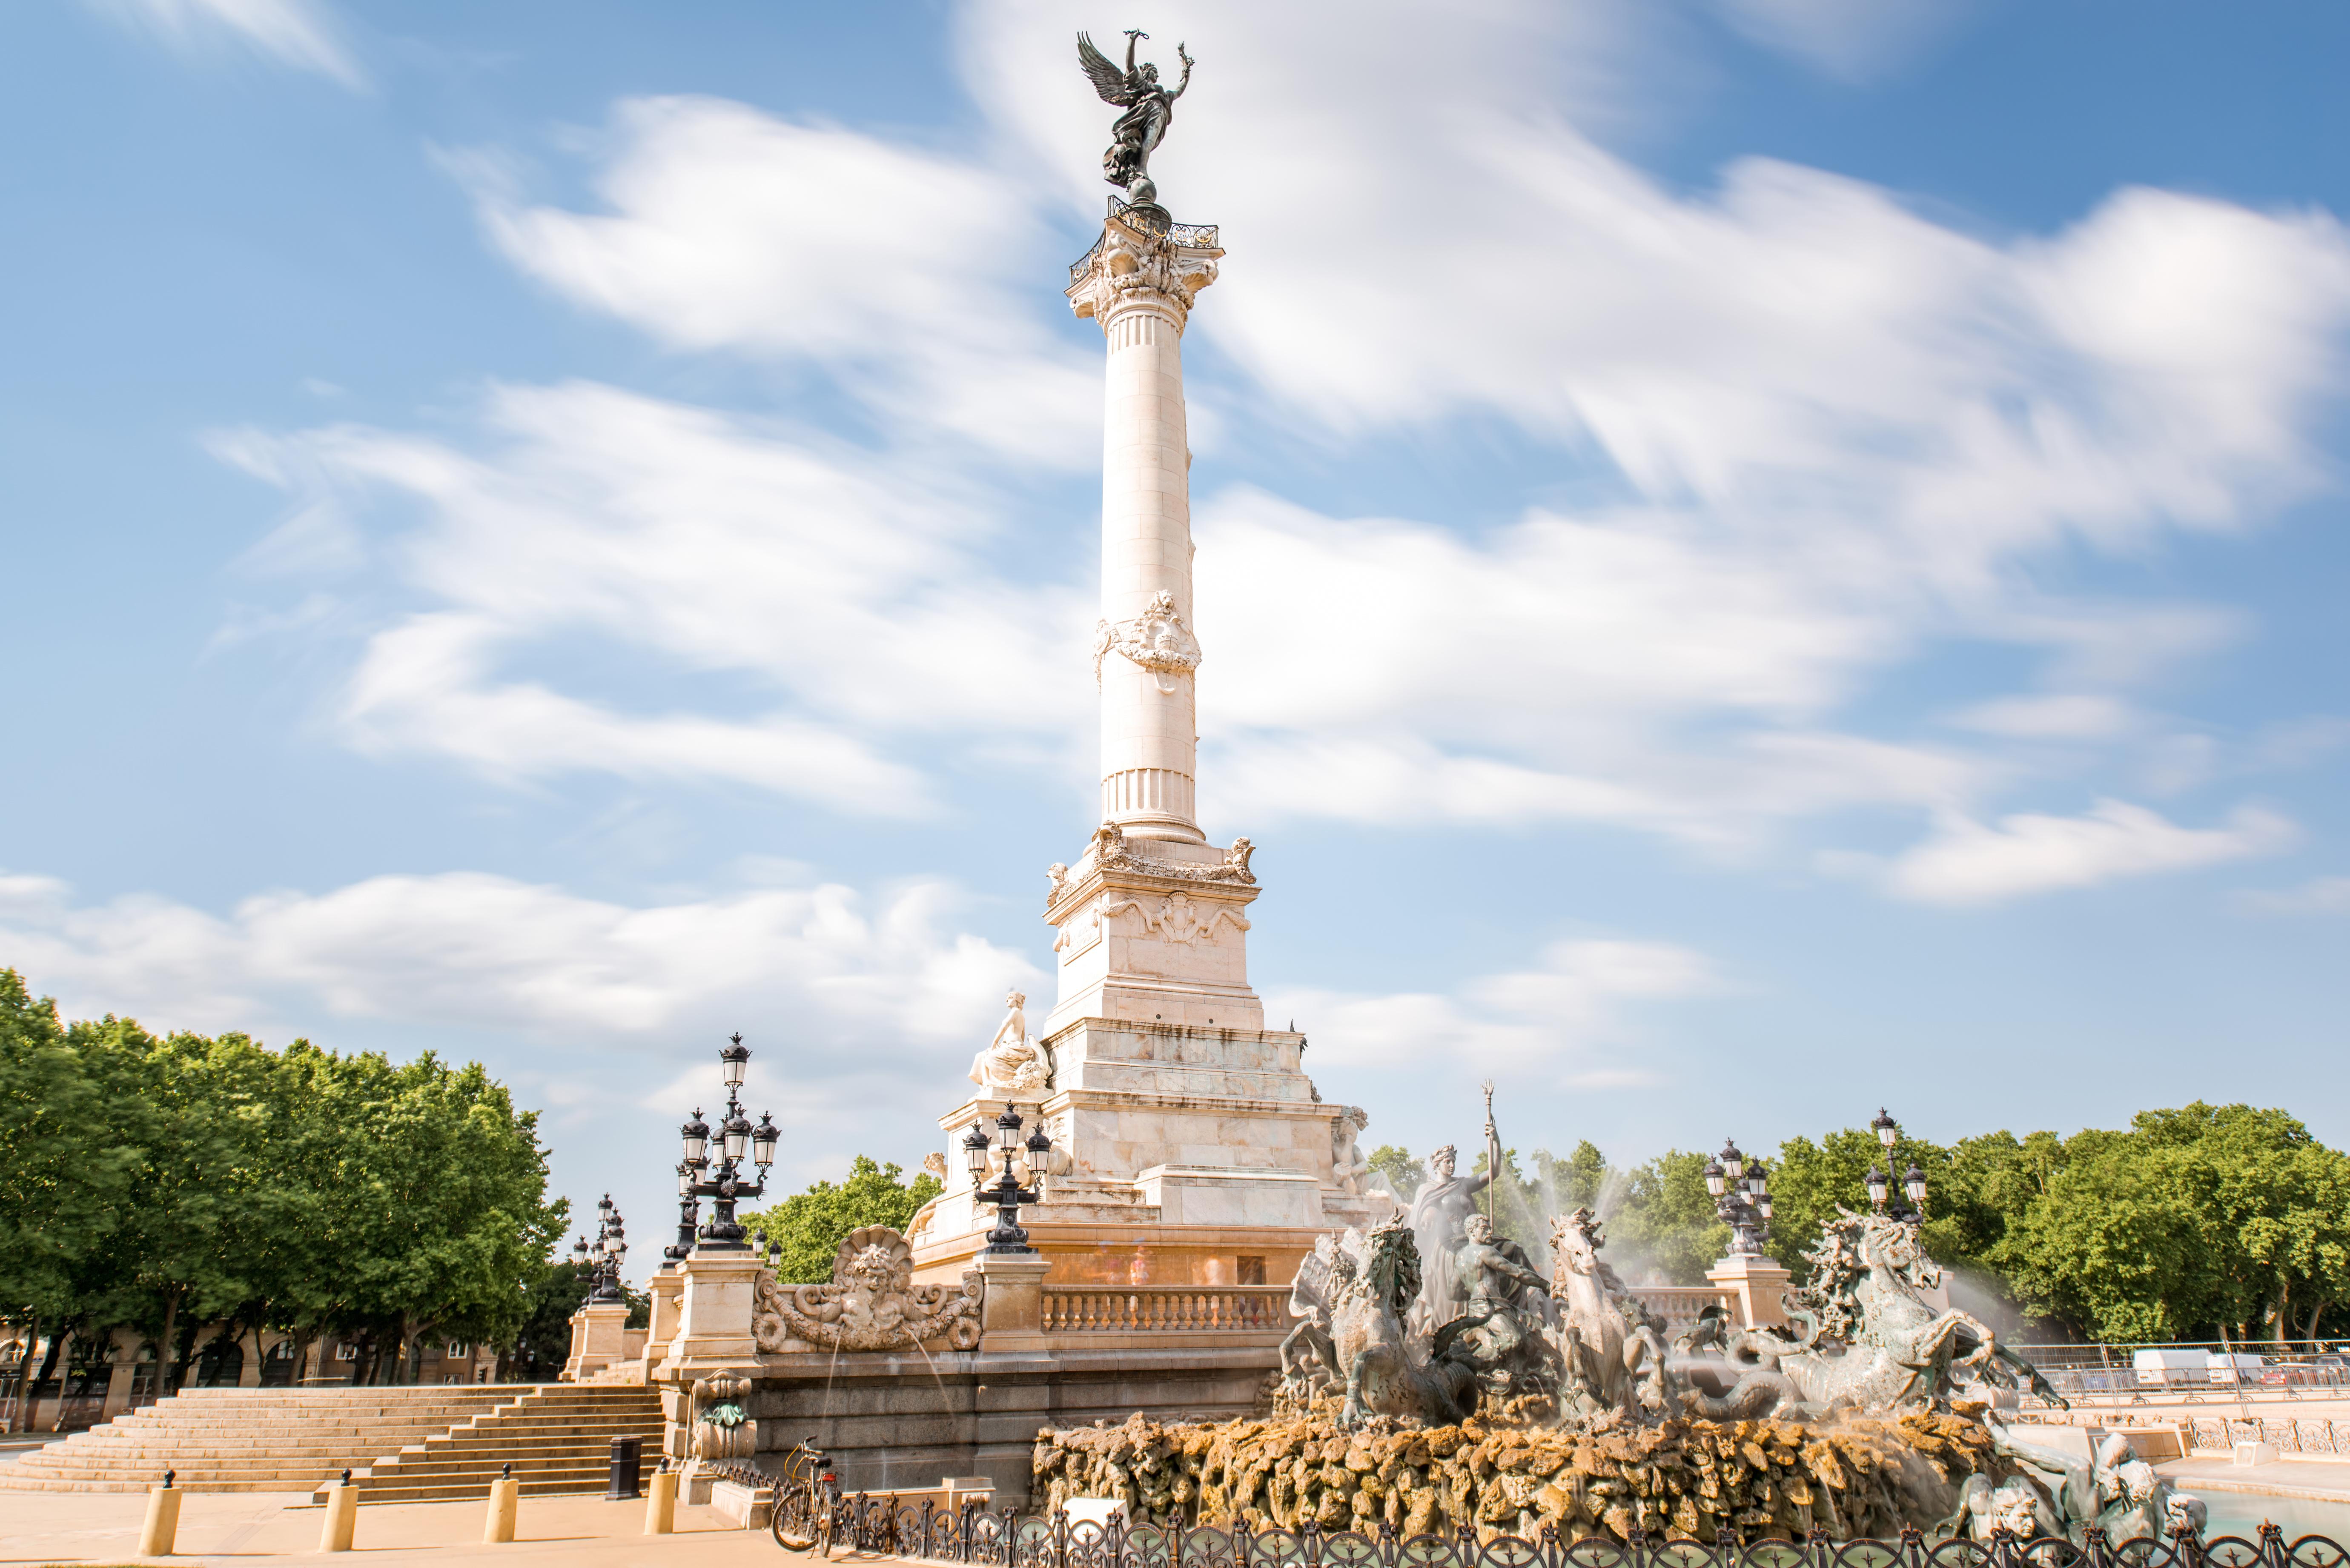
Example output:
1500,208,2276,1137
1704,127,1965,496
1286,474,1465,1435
654,1251,764,1382
1706,1253,1794,1330
563,1301,632,1382
643,1268,685,1368
973,1253,1051,1353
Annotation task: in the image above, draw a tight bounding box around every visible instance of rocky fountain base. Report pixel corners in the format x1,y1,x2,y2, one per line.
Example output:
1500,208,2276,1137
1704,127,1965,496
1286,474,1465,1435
1033,1407,1999,1543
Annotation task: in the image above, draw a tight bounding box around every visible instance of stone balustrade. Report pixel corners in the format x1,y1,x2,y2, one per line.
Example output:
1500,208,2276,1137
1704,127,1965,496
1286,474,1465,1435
1631,1284,1740,1335
1040,1285,1292,1335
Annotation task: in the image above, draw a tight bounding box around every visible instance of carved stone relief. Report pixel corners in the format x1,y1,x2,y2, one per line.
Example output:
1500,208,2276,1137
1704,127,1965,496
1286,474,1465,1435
1103,890,1250,946
1093,590,1202,694
752,1225,983,1354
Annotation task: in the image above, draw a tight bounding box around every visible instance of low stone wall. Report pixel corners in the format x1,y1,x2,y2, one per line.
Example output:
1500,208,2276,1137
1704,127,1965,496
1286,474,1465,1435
667,1343,1280,1507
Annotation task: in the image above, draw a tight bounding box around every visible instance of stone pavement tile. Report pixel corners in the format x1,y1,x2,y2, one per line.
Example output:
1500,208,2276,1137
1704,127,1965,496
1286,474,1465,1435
0,1487,804,1565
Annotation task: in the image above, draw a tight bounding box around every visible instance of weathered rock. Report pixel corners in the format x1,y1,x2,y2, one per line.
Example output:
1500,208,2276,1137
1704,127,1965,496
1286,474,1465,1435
1031,1408,1997,1544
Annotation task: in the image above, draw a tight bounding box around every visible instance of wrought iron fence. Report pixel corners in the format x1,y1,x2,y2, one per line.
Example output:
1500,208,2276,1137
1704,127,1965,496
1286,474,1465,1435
783,1496,2338,1568
1066,209,1224,287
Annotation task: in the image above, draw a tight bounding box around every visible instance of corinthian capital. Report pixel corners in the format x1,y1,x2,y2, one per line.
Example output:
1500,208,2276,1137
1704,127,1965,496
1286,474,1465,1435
1066,205,1223,326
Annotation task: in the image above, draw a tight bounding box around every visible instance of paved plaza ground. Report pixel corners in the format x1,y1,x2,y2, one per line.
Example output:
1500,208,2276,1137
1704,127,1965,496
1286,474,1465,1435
0,1489,794,1566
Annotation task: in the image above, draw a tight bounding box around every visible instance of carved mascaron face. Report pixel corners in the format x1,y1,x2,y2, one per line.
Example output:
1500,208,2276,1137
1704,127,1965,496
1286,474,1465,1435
845,1243,904,1297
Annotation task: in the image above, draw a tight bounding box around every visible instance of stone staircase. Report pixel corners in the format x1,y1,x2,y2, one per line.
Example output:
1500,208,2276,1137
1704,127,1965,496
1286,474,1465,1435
314,1386,665,1505
0,1385,527,1494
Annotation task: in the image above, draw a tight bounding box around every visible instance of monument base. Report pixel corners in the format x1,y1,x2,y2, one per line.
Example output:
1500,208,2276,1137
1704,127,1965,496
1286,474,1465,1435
914,1014,1391,1287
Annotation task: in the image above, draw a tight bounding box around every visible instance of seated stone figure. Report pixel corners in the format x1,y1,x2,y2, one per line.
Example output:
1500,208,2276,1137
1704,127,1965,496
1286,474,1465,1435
1432,1215,1560,1404
969,990,1049,1098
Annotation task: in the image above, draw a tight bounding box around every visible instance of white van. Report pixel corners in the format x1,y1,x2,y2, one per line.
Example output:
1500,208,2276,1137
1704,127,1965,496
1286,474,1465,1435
2134,1348,2208,1389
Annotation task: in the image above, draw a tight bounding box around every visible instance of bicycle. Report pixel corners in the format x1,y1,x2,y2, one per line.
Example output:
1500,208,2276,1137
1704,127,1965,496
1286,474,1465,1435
770,1438,842,1555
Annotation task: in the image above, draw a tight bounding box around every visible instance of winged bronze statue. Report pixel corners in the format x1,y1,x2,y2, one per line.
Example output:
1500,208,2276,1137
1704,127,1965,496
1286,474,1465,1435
1077,29,1192,206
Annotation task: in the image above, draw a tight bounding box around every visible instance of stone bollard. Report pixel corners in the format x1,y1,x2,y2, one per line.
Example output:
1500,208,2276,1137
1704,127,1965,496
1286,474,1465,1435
319,1469,358,1552
644,1462,678,1535
138,1469,182,1557
484,1463,519,1543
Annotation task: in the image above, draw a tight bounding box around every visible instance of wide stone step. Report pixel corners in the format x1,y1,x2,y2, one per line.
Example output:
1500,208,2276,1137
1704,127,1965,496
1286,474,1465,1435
55,1431,509,1450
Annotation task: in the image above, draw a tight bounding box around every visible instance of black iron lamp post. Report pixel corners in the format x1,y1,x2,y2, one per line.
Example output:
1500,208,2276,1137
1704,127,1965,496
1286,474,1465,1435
665,1162,699,1266
676,1034,781,1254
574,1194,628,1303
1865,1107,1929,1224
963,1104,1053,1254
1702,1139,1771,1256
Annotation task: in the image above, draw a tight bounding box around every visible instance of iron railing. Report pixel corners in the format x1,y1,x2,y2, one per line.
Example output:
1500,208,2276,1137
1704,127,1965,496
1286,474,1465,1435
1068,202,1222,285
778,1496,2333,1568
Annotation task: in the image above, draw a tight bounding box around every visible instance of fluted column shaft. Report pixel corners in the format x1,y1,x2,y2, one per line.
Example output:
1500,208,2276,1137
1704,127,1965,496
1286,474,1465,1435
1068,211,1223,844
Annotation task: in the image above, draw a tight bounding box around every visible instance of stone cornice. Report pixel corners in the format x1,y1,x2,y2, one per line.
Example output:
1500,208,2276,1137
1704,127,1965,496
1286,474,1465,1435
1044,822,1257,921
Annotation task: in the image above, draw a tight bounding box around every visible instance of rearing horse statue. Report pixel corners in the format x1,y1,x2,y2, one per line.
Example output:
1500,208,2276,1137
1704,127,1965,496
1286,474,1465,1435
1282,1219,1476,1428
1547,1208,1667,1416
1771,1208,2066,1411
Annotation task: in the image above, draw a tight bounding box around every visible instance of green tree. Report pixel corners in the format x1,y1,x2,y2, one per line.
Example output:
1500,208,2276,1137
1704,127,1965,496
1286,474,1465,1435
742,1156,943,1283
1606,1150,1731,1285
0,976,142,1391
1992,1127,2203,1341
1530,1142,1614,1214
0,970,567,1391
1365,1145,1425,1202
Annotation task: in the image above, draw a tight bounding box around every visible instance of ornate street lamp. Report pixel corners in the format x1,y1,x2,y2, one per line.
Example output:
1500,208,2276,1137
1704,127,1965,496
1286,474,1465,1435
1864,1109,1927,1224
676,1034,778,1254
966,1104,1053,1254
1706,1139,1769,1256
665,1162,699,1266
575,1194,627,1303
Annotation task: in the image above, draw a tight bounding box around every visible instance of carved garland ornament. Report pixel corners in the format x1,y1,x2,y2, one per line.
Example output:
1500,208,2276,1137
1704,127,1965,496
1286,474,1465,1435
752,1225,982,1354
1080,821,1256,887
1093,590,1202,694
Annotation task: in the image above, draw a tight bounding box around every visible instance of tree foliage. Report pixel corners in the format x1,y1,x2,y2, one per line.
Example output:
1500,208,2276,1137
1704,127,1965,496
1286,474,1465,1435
741,1156,943,1284
0,968,567,1388
1366,1145,1426,1202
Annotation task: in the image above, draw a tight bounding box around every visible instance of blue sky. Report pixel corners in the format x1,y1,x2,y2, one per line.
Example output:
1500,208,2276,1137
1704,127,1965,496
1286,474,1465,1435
3,0,2347,1276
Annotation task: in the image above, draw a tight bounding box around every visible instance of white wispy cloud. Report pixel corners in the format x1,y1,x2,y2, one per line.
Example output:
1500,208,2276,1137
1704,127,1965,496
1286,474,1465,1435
93,0,362,88
1265,938,1717,1084
0,867,1039,1058
1883,800,2298,906
456,97,1097,467
218,380,1090,815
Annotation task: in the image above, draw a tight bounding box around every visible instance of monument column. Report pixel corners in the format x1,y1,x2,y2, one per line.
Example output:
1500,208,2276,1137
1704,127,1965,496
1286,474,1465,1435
1072,205,1222,844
